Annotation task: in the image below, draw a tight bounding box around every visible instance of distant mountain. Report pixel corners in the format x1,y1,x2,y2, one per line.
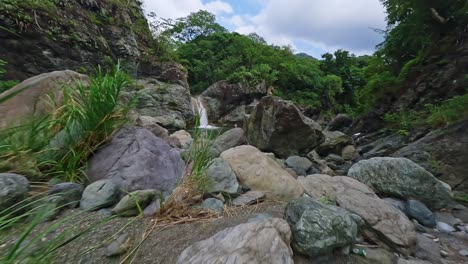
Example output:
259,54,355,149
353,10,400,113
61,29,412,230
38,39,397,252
295,53,316,60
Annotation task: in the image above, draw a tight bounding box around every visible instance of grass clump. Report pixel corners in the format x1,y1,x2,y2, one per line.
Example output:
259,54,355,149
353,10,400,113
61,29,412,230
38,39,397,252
426,93,468,127
0,64,132,183
0,60,19,94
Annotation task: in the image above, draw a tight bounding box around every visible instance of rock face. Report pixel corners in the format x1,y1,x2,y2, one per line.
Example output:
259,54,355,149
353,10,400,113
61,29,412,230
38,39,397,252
0,173,30,212
177,218,294,264
201,80,267,122
209,128,247,158
80,180,120,211
285,197,358,257
131,78,194,129
87,126,185,196
392,120,468,191
205,158,239,194
245,96,324,158
348,157,453,209
0,70,89,129
220,145,303,201
298,175,417,254
0,0,153,81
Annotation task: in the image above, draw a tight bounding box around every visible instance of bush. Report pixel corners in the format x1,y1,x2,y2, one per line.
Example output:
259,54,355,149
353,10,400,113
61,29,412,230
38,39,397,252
0,60,19,93
0,64,132,182
427,93,468,127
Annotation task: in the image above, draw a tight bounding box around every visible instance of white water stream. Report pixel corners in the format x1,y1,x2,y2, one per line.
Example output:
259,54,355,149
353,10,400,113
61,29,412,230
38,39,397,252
191,97,217,129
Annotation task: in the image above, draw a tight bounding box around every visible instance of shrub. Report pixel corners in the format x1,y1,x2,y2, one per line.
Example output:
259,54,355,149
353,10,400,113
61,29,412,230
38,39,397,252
426,93,468,127
0,60,19,93
0,64,133,182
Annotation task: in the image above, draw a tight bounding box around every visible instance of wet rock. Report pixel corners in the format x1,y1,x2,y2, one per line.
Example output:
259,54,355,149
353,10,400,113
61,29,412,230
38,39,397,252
177,218,293,264
405,199,436,227
221,145,303,201
206,158,239,194
348,157,453,209
245,96,324,158
285,197,358,257
201,198,224,213
232,191,265,206
87,126,185,196
0,173,30,212
80,180,120,211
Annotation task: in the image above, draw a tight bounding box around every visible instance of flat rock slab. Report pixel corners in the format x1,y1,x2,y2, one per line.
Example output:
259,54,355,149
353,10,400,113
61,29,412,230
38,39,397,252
232,191,265,206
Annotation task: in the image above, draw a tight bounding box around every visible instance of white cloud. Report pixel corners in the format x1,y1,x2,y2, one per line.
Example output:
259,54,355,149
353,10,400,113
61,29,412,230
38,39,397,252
232,0,386,54
141,0,233,20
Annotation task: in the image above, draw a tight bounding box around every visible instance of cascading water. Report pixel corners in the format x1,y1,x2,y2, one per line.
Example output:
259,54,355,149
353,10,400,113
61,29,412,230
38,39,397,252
191,96,216,129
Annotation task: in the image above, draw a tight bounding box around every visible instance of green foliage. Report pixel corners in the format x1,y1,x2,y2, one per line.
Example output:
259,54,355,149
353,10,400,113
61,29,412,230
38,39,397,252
426,93,468,127
0,0,58,30
0,60,19,93
0,64,132,182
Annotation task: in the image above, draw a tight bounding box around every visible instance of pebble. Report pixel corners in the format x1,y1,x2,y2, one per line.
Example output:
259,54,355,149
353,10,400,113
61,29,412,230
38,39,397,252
459,249,468,257
440,250,449,257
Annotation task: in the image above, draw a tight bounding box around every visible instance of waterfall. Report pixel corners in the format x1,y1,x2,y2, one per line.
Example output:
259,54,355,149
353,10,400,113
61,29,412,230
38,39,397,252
191,96,216,129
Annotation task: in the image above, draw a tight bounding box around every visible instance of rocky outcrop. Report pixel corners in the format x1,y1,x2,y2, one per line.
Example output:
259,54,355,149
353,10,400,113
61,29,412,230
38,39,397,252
392,120,468,191
87,126,185,196
130,78,194,129
177,218,294,264
285,197,358,257
348,157,453,209
0,0,154,80
0,70,89,129
245,96,324,158
201,80,266,123
220,145,303,201
0,173,29,212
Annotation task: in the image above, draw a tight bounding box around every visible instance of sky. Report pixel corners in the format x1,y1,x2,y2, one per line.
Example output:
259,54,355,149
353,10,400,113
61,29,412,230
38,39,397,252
141,0,387,58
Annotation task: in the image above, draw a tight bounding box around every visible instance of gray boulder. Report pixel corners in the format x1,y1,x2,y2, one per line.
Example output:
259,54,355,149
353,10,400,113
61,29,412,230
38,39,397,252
0,173,29,212
87,126,185,196
206,158,239,194
210,128,247,158
131,78,194,129
316,130,353,156
285,156,313,176
80,180,120,211
209,128,247,158
48,182,84,209
348,157,453,209
177,218,293,264
405,200,436,227
111,189,159,217
245,96,324,158
285,196,358,257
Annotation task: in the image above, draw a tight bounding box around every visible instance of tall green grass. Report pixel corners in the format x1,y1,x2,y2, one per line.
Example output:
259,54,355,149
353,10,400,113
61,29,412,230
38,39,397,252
0,64,132,183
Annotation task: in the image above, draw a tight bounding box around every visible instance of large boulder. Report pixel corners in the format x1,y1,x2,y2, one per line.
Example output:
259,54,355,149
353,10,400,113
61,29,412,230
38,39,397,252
177,218,294,264
298,175,417,254
392,120,468,191
87,126,185,196
285,197,358,257
220,145,303,201
209,128,247,158
0,173,30,212
348,157,454,209
201,80,267,122
245,96,324,158
0,70,89,129
131,78,194,129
